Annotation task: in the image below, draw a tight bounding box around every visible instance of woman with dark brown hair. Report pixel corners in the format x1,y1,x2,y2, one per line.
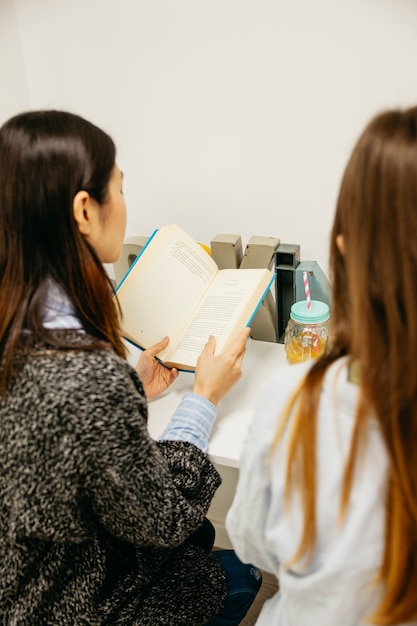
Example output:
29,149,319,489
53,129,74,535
0,110,261,625
227,106,417,625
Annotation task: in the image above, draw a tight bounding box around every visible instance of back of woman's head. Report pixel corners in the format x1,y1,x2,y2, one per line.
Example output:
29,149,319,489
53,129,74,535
330,107,417,396
0,110,115,284
0,110,126,374
329,106,417,622
275,107,417,624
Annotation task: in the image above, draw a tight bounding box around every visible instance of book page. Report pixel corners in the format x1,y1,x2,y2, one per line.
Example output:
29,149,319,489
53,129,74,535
115,225,219,357
165,268,273,369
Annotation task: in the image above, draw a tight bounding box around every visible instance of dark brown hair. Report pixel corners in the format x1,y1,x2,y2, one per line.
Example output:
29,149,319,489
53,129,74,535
0,110,127,388
271,106,417,623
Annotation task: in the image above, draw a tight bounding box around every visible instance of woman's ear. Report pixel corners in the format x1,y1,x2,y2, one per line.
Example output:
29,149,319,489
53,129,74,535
336,234,345,255
72,190,94,236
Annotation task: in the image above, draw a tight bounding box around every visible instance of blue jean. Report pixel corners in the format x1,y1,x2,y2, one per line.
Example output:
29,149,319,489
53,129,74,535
206,549,262,626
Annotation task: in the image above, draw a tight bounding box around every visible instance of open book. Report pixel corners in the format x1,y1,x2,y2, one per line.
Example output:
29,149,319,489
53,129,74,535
115,224,275,371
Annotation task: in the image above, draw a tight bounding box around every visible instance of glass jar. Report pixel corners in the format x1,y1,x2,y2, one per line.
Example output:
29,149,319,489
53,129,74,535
284,300,330,364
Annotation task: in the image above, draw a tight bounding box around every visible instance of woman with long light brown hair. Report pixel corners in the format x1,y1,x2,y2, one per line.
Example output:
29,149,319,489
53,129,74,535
227,106,417,625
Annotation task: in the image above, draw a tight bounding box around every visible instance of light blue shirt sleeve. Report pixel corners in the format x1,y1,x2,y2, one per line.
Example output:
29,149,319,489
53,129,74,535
158,392,217,452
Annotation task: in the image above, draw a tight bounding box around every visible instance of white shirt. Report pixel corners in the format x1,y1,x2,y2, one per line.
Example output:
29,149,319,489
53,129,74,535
226,358,412,626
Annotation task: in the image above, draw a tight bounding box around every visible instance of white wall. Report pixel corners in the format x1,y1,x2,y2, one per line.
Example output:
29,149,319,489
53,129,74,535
5,0,417,274
0,0,30,120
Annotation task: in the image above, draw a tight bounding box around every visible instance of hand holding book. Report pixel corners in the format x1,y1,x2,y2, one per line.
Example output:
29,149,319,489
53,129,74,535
192,327,250,405
135,336,179,398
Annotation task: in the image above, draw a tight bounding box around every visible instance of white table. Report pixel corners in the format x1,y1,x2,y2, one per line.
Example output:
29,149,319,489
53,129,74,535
128,339,289,547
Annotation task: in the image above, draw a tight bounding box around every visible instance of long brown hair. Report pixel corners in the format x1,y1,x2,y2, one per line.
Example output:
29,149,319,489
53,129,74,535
0,110,127,389
271,106,417,624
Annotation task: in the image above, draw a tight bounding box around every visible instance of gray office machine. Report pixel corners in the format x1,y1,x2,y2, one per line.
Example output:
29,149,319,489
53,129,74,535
113,235,149,285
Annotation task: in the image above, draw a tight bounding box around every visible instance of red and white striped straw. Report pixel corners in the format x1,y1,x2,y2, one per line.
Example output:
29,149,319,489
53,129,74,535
302,271,312,310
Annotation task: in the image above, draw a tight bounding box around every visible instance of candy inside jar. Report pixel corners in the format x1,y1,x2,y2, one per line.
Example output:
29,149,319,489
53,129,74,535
284,300,330,364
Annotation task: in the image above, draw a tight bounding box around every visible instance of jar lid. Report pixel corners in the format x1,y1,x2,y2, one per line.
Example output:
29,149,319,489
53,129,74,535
290,300,330,324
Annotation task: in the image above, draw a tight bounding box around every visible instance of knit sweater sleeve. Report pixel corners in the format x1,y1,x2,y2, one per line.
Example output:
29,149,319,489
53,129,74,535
158,392,217,452
76,354,221,547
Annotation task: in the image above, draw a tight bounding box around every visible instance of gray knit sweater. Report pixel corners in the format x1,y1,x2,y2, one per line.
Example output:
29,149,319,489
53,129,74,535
0,331,227,625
